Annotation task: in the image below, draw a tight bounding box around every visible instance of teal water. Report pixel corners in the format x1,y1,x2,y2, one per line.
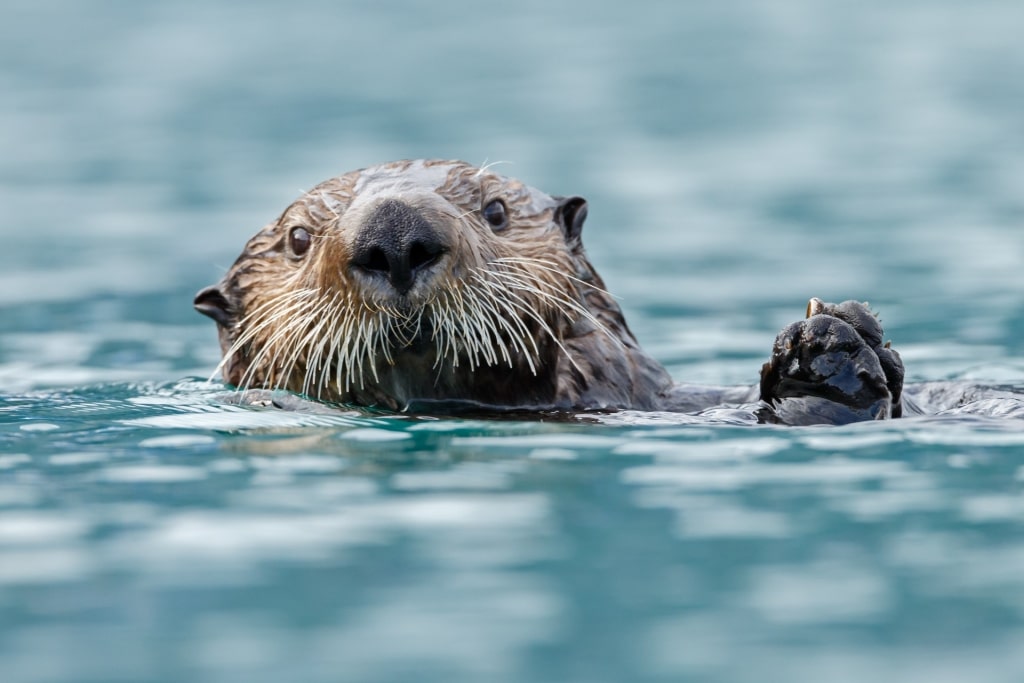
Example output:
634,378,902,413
3,1,1024,681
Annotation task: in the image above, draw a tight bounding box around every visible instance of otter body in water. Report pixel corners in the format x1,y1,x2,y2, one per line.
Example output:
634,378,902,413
194,159,1009,425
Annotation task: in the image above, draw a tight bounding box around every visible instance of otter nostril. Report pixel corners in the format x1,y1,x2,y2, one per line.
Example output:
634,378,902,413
408,240,444,273
355,247,391,274
352,241,445,284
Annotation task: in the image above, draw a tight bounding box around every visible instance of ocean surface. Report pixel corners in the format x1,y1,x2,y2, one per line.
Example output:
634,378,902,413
3,1,1024,681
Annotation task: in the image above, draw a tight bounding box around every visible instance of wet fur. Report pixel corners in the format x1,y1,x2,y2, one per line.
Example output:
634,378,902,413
199,160,674,411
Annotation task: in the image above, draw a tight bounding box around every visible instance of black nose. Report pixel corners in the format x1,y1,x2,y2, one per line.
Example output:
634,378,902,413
350,199,447,294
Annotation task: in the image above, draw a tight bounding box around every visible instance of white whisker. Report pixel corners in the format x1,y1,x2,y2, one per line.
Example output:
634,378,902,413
213,235,626,405
494,256,618,297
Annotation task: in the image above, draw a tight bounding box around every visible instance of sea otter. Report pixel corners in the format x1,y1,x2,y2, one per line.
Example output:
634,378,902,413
194,159,908,425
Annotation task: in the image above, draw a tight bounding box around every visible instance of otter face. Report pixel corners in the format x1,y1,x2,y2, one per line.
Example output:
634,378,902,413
194,159,642,411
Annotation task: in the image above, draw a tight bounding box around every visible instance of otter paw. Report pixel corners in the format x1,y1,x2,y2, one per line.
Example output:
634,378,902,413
759,299,904,425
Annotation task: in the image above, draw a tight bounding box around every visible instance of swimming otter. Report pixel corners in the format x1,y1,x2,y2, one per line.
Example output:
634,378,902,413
194,159,904,425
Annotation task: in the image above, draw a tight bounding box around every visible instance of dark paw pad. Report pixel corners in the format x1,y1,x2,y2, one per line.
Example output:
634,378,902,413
759,299,904,425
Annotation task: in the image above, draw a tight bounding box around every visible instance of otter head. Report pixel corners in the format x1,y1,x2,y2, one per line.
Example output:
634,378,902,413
195,159,671,411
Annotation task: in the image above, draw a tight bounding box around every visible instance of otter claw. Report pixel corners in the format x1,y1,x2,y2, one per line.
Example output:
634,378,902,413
806,297,826,318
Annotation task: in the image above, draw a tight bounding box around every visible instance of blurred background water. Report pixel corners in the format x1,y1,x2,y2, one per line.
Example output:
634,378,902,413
2,1,1024,681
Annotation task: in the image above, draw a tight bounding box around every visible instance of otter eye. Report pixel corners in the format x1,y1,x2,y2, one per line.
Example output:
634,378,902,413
289,226,312,257
482,199,509,230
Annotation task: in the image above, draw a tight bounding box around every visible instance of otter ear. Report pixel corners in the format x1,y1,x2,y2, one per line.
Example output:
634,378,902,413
194,285,233,327
554,196,588,242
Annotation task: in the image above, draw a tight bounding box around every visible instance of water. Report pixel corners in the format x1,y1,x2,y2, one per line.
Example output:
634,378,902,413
3,1,1024,681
